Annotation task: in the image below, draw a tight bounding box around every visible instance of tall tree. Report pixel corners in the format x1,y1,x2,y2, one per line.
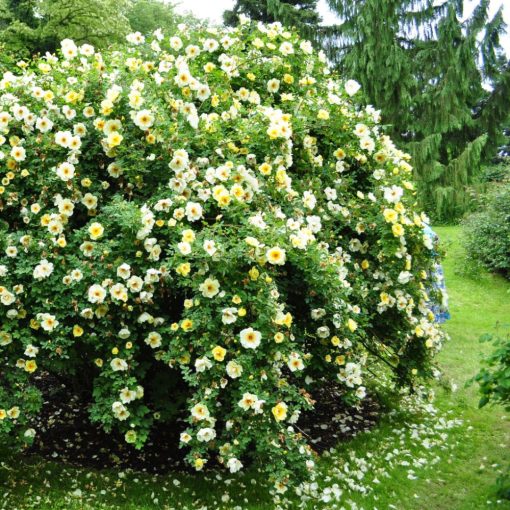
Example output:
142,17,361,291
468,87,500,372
323,0,510,221
126,0,181,36
5,0,38,27
0,0,137,56
37,0,131,53
224,0,321,40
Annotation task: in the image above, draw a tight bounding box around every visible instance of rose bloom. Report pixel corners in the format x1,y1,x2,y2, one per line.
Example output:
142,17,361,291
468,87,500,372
196,427,216,442
226,360,243,378
133,109,155,130
39,313,59,331
212,345,226,361
237,392,256,411
185,201,203,222
199,277,220,298
266,246,286,265
190,403,210,421
221,307,237,324
117,263,131,279
88,222,104,240
88,284,107,304
111,358,128,372
272,402,288,422
56,161,75,181
345,79,361,96
145,331,162,348
227,458,243,473
239,327,261,349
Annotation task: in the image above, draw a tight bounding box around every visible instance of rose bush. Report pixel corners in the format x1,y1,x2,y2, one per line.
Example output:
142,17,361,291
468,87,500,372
0,19,446,490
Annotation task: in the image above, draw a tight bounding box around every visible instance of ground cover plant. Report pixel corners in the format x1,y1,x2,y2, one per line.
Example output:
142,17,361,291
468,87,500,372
0,20,447,493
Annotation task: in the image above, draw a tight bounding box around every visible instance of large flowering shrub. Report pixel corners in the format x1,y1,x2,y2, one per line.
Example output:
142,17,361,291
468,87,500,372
0,20,446,489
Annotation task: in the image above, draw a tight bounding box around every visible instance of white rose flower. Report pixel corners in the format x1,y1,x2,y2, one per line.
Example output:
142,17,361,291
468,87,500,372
221,307,238,325
227,458,243,473
239,327,261,349
345,79,361,96
197,427,216,442
111,358,128,372
88,284,107,304
226,360,243,378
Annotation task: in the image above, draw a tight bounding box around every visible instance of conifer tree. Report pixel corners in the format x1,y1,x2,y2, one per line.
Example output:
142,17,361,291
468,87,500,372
224,0,321,40
323,0,510,221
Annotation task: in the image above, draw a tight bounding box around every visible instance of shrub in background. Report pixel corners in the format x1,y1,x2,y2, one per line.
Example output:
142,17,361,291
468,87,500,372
472,332,510,499
0,20,446,489
463,183,510,279
479,160,510,184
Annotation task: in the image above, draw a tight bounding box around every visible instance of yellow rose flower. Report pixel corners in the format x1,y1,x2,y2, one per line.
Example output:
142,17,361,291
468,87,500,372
335,355,346,365
271,402,288,422
212,346,226,362
395,202,405,213
258,163,272,175
347,318,358,332
7,406,20,419
283,312,292,328
249,267,259,281
415,326,424,337
383,208,398,223
181,229,195,243
176,263,191,276
317,109,330,120
194,458,206,470
392,223,404,237
107,131,123,147
266,246,286,266
88,222,104,240
181,319,193,331
73,325,84,337
283,73,294,84
24,360,37,373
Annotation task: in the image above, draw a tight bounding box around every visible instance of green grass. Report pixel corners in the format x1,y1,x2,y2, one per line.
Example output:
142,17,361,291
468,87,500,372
1,226,509,509
375,225,510,510
412,226,510,509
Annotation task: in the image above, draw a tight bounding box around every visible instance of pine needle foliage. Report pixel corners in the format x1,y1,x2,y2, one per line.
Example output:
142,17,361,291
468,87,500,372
323,0,510,221
224,0,321,41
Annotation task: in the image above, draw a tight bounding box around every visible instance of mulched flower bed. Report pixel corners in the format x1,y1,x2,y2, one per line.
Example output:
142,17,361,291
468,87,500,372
25,373,381,474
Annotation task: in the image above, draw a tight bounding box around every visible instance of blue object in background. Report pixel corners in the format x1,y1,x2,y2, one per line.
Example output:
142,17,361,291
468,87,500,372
423,224,451,324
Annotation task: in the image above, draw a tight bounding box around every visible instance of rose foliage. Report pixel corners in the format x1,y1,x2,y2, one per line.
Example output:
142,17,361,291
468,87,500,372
0,20,446,489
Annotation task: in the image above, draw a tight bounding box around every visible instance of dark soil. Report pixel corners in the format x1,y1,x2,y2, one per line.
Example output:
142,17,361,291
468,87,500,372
25,373,381,474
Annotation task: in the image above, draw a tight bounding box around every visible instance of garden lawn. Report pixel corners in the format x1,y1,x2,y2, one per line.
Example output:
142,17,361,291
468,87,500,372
347,225,510,510
1,225,509,510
